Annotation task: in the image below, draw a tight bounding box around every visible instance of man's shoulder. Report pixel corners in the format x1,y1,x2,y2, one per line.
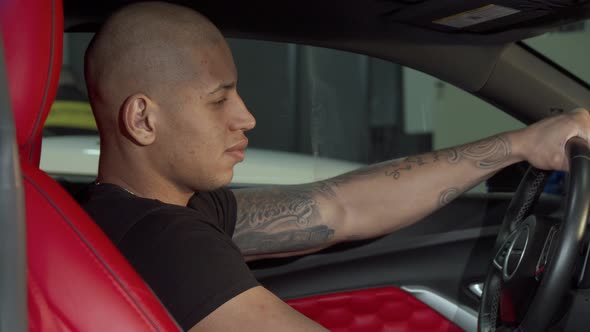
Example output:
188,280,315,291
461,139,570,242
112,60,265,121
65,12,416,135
77,184,256,330
188,187,237,235
78,183,224,245
137,201,226,236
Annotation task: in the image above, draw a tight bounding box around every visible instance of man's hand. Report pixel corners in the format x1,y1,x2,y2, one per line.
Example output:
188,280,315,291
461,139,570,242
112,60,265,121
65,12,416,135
232,108,590,260
510,108,590,171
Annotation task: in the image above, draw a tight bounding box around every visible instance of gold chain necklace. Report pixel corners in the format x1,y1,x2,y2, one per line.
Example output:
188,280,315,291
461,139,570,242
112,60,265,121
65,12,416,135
95,181,135,196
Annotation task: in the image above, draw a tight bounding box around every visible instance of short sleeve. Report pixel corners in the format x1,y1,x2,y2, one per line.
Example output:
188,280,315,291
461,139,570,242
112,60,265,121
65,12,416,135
119,208,259,331
187,188,238,236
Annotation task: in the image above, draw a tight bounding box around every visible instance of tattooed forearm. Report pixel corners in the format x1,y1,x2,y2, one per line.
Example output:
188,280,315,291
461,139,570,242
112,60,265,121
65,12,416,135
233,187,335,256
405,156,428,166
333,134,510,183
438,187,461,207
308,135,512,202
447,135,511,169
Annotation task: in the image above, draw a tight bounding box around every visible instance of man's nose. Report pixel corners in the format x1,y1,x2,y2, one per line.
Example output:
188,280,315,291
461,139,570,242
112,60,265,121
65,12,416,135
230,96,256,131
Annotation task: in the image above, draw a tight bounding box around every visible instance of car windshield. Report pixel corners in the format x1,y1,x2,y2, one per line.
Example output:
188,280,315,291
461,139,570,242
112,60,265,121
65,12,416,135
525,19,590,86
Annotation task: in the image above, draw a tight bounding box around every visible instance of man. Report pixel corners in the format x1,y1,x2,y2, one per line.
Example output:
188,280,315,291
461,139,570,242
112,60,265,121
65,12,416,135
79,2,590,331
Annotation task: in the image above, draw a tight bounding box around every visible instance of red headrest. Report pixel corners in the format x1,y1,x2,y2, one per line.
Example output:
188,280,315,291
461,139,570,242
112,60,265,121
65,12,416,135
0,0,63,165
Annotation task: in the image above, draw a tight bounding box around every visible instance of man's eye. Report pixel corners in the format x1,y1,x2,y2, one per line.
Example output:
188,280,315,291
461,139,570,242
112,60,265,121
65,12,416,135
213,98,227,105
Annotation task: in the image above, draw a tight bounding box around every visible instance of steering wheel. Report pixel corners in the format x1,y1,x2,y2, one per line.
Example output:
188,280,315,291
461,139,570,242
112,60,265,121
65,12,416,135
478,137,590,332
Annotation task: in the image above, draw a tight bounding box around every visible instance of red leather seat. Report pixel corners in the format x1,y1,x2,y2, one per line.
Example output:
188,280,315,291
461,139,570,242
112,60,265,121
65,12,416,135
0,0,181,330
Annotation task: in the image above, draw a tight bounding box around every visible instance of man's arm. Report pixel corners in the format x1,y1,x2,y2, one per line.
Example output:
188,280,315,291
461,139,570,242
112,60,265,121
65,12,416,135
232,110,590,260
232,134,516,260
189,286,327,332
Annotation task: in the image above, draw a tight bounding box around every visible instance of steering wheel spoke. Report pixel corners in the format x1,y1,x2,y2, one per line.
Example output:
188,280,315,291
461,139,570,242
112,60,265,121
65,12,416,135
534,224,560,281
493,233,517,271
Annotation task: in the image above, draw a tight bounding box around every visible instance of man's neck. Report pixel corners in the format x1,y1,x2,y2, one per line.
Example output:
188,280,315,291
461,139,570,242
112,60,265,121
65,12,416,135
97,152,193,206
97,174,193,206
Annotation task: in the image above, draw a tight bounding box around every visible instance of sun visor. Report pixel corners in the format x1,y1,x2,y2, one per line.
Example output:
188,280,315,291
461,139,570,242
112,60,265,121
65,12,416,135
385,0,590,33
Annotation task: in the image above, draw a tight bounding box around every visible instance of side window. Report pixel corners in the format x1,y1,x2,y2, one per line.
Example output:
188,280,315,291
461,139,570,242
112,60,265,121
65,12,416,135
525,20,590,84
42,33,524,192
402,67,524,193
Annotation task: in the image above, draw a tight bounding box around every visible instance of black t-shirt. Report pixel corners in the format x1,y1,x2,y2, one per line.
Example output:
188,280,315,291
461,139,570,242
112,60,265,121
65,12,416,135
78,183,259,331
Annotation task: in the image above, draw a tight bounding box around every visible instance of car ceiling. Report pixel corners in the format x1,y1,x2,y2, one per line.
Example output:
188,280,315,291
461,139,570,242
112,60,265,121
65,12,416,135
64,0,590,121
66,0,590,43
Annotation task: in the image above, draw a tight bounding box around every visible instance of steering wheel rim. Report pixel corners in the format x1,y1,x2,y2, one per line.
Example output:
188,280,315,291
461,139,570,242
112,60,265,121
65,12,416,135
478,137,590,332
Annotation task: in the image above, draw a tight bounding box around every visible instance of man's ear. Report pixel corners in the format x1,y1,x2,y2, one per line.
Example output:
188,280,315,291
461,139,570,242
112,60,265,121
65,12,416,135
120,93,157,146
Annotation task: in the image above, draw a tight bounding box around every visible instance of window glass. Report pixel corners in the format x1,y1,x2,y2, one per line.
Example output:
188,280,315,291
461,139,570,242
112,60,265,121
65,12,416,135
525,21,590,85
42,33,523,191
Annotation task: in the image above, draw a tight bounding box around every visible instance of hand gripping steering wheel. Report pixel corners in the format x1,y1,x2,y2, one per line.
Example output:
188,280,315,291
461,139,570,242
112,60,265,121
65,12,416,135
478,137,590,332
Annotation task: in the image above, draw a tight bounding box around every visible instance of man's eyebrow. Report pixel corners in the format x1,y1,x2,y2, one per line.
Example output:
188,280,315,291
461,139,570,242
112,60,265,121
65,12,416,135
208,82,236,95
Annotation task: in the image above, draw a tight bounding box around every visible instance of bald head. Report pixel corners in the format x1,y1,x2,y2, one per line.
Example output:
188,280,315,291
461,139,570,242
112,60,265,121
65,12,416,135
85,2,224,126
85,2,253,203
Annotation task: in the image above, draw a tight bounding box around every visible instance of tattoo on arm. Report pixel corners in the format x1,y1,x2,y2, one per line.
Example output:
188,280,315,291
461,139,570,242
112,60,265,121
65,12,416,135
438,187,461,207
315,134,511,196
233,187,335,256
233,134,511,255
446,135,511,168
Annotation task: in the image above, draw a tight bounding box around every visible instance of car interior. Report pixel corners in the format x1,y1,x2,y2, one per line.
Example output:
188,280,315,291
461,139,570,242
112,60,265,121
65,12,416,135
3,0,590,331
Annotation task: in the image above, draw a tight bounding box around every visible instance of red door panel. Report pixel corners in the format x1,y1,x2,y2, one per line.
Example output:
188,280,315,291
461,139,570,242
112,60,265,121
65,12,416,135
287,287,464,332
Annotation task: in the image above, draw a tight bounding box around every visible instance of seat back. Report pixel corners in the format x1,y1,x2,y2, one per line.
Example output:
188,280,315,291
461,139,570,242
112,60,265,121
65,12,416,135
0,0,181,330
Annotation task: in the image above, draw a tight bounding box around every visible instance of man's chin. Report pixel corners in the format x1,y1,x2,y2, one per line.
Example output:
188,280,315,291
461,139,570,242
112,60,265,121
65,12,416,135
221,170,234,187
206,170,234,191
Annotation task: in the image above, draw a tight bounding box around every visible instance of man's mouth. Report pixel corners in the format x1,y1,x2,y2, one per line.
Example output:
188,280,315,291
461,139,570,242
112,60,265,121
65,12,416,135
226,139,248,161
